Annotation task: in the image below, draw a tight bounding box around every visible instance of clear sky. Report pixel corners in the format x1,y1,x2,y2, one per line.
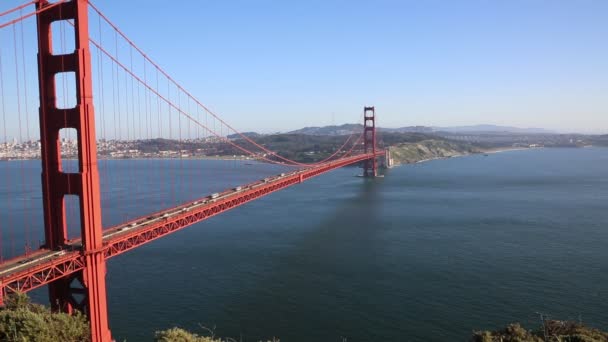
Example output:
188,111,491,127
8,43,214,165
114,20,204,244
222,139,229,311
3,0,608,135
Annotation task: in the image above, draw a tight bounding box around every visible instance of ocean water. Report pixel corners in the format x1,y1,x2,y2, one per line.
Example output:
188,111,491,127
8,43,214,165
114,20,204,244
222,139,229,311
2,148,608,341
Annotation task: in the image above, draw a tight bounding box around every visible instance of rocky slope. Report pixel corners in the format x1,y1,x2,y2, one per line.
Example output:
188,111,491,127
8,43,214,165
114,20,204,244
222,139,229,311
388,139,481,165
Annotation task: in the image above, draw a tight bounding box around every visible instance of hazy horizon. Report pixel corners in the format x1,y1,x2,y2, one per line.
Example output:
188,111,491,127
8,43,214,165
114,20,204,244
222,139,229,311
275,122,604,135
0,121,604,143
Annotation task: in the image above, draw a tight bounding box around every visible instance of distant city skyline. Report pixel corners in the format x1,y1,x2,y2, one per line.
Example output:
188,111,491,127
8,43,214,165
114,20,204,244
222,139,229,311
1,0,607,138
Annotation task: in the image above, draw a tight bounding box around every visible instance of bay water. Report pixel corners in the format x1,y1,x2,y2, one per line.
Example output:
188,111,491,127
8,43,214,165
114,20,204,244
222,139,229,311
2,148,608,341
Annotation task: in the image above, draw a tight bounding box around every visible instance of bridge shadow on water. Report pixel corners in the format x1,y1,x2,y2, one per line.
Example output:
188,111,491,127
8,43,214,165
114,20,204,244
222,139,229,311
209,175,392,341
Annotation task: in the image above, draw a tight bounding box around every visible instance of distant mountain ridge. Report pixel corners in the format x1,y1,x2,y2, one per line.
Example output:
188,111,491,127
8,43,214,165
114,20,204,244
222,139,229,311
226,132,261,139
433,124,554,134
287,124,553,136
288,124,433,136
288,124,362,136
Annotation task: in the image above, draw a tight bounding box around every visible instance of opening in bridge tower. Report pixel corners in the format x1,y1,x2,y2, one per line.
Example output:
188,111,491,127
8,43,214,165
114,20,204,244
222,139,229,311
363,106,377,177
36,1,111,341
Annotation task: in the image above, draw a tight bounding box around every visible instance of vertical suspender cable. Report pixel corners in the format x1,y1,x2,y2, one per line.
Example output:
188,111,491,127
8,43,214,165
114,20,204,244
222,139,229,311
13,23,29,254
0,50,7,260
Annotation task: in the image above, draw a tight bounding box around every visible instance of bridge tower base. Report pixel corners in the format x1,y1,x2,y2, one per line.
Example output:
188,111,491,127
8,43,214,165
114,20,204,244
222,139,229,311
36,1,111,341
363,106,377,177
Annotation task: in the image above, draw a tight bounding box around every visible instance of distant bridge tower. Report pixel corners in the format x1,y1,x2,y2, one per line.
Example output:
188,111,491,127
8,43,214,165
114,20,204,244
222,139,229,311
363,106,377,177
36,1,111,341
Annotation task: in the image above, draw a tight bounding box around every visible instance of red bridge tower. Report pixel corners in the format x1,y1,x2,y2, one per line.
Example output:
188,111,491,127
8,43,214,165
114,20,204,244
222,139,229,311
36,1,111,341
363,106,377,177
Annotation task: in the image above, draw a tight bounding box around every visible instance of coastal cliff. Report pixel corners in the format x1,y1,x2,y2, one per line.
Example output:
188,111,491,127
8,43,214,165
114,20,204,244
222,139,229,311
387,139,480,166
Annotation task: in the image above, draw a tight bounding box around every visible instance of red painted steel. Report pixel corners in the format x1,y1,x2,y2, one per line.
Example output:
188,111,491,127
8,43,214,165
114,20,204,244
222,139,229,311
102,152,383,258
363,107,377,177
3,0,382,338
35,1,111,341
1,251,85,294
0,152,382,297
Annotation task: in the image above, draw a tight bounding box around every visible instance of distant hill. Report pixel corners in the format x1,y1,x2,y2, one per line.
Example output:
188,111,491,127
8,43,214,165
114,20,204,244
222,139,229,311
382,126,434,133
433,124,554,134
288,124,362,136
226,132,261,140
589,134,608,146
288,124,433,136
288,124,554,135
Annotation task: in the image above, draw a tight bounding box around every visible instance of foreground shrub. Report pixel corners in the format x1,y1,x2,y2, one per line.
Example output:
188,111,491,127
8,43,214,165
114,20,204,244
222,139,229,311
0,293,89,342
472,320,608,342
154,327,223,342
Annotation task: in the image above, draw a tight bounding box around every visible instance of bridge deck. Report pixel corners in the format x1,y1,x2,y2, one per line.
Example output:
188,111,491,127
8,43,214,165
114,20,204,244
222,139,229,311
0,152,383,297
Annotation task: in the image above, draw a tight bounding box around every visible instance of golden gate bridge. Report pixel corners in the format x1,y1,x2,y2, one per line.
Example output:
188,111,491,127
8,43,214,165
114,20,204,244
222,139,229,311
0,1,382,341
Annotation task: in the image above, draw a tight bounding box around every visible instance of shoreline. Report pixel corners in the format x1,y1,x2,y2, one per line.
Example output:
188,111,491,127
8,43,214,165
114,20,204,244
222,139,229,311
391,146,536,167
0,146,587,164
481,146,536,154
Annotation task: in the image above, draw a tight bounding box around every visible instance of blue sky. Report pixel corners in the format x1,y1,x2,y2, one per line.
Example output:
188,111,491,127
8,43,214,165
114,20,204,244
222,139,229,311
2,0,608,135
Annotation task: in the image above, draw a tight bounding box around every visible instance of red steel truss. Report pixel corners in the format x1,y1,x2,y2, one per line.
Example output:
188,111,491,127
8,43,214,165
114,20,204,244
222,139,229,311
0,151,383,299
2,1,382,340
102,152,383,258
34,0,111,340
0,252,85,295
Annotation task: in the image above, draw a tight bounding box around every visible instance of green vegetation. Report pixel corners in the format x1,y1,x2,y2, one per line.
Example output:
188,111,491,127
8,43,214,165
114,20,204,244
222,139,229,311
132,132,442,163
154,328,222,342
226,132,429,163
472,321,608,342
227,132,463,163
0,293,277,341
0,293,89,342
154,328,279,342
4,293,607,341
388,139,480,165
